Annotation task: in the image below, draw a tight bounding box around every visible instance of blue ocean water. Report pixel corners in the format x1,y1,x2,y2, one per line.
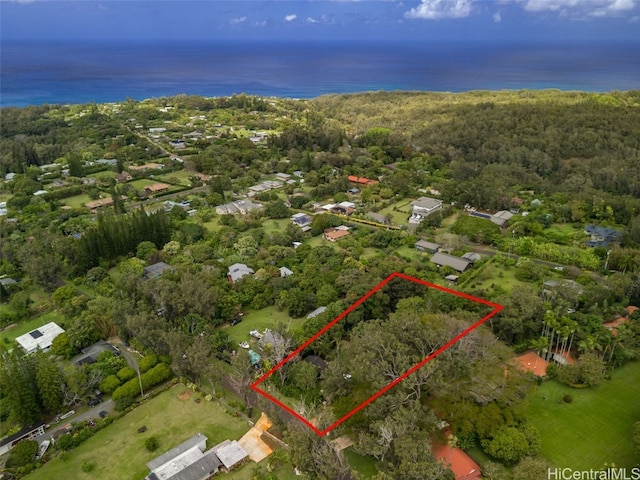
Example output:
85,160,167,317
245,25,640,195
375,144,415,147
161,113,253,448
1,40,639,107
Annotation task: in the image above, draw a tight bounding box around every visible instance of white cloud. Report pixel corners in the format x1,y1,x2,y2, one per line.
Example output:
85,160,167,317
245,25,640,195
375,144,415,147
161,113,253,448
493,10,502,21
229,16,247,25
404,0,473,19
307,17,319,23
285,14,297,22
518,0,636,16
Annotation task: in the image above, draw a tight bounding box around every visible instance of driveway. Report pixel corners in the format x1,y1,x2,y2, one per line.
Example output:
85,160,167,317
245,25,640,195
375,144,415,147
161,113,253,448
34,399,115,442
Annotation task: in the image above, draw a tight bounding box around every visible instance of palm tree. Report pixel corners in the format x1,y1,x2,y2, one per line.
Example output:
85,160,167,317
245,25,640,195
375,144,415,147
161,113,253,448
530,337,549,374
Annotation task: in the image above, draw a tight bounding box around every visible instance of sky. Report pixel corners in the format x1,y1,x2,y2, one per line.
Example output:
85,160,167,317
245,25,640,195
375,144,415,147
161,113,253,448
1,0,639,43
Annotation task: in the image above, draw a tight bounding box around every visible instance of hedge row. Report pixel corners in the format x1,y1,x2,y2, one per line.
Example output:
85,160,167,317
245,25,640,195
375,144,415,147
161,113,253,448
111,363,172,401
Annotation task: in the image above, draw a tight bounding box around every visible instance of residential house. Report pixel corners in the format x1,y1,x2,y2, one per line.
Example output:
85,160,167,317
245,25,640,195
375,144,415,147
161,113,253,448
514,351,549,377
279,267,294,277
347,175,378,186
367,212,388,225
85,197,114,211
16,322,65,354
212,440,249,470
0,277,18,287
228,263,255,283
468,209,514,227
323,227,350,242
409,196,443,224
584,224,622,248
430,252,471,273
307,306,327,319
115,171,132,183
143,262,174,280
291,212,312,229
144,183,170,195
415,240,440,253
144,433,223,480
0,423,47,457
72,341,120,366
216,200,263,216
461,252,482,264
275,173,291,181
432,438,482,480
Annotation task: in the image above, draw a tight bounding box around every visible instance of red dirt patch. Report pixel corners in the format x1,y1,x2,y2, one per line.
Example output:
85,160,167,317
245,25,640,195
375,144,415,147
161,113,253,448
177,390,192,400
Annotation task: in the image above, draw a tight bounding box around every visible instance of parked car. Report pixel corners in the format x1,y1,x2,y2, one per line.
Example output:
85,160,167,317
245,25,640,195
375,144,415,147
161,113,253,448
99,411,108,418
249,330,263,339
88,398,102,407
230,316,243,326
239,341,250,349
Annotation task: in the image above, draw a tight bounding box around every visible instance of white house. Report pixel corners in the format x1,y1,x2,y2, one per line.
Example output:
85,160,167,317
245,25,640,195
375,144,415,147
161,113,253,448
16,322,65,354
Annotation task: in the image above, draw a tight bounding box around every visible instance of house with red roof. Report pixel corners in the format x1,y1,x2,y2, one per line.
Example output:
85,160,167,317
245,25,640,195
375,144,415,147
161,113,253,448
514,351,549,377
432,440,481,480
347,175,378,186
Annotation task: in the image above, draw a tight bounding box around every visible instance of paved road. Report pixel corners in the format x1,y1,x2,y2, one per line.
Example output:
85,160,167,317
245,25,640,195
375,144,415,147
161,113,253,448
35,399,115,442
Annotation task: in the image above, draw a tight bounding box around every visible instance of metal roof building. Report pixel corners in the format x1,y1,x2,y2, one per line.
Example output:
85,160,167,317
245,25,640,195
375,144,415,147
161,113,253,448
16,322,65,354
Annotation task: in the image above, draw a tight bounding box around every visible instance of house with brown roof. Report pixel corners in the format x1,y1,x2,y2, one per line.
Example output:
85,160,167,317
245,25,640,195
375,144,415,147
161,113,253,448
144,183,170,194
115,171,132,183
323,227,350,242
129,162,165,171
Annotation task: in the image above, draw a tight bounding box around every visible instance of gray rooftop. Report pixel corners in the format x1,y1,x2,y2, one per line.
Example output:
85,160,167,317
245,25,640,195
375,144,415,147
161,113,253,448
228,263,255,283
410,196,442,210
147,433,207,471
415,240,440,252
307,306,327,319
144,262,173,279
212,440,248,469
430,252,471,273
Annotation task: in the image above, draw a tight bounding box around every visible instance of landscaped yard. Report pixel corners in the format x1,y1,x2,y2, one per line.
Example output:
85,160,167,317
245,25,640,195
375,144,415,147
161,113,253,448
377,200,411,227
61,193,95,208
344,447,377,479
26,384,257,480
0,311,66,347
224,305,303,345
527,361,640,469
154,170,193,186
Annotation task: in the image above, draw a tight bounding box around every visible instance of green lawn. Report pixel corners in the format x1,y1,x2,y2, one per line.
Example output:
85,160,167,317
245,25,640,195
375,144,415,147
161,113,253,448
88,170,117,180
263,219,291,234
527,361,640,468
0,311,66,347
224,306,302,345
466,261,528,295
26,384,254,480
61,193,95,208
377,200,411,227
154,170,193,186
344,447,378,478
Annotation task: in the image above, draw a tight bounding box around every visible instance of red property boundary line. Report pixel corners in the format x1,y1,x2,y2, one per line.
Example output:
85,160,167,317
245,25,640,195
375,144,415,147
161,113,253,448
250,271,503,436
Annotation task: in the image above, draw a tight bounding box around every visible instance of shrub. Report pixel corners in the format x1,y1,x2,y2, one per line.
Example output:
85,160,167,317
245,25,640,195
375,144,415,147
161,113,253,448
114,395,135,411
6,440,38,468
563,394,573,403
99,374,122,394
81,460,96,472
138,354,159,374
145,437,159,452
117,366,137,382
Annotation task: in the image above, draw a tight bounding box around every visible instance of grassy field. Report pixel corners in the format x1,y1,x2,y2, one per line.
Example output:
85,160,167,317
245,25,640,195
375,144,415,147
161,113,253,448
26,384,255,480
262,218,291,234
88,170,117,180
527,361,640,469
377,200,411,227
154,170,193,186
223,305,303,345
61,193,95,208
465,260,527,295
0,311,66,347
